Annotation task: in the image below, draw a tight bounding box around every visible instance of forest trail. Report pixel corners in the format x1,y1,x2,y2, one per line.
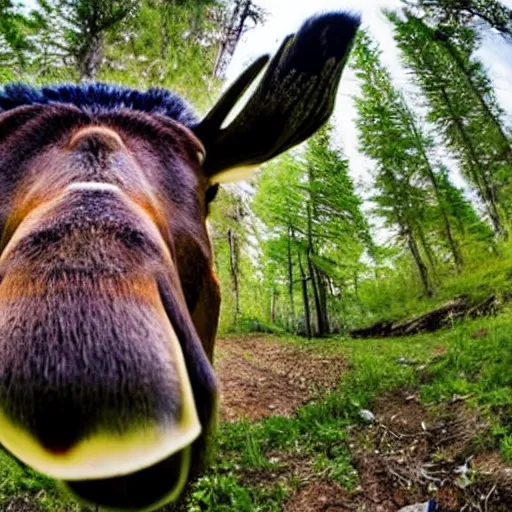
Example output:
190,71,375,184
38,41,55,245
215,335,347,422
214,335,512,512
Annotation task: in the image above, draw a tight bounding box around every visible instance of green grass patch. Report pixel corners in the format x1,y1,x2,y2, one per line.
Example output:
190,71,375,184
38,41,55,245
0,449,81,510
188,469,286,512
355,241,512,328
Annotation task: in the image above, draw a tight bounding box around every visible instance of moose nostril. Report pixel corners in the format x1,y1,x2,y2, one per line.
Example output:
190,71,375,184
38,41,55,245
68,126,125,154
33,402,84,455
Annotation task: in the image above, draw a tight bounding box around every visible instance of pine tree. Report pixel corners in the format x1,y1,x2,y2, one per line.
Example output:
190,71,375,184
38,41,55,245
352,31,439,296
252,126,372,335
389,11,512,236
303,125,373,334
99,0,223,106
34,0,139,81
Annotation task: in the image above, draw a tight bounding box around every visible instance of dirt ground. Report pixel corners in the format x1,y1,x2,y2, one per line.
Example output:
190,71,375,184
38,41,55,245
215,335,348,422
216,336,512,512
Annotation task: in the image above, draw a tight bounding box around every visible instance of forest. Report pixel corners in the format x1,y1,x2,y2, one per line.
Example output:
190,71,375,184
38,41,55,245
1,0,512,511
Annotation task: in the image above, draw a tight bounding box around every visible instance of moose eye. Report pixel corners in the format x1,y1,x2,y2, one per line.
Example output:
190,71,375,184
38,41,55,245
205,184,219,204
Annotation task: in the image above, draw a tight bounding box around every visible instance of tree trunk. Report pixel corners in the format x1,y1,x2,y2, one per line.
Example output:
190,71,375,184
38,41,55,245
307,249,324,336
396,210,433,297
440,37,512,163
270,287,276,323
354,272,360,303
227,228,240,327
417,224,437,273
213,0,254,78
441,205,463,272
213,0,241,77
407,226,434,297
439,85,505,237
287,225,296,330
403,102,463,271
306,200,326,336
316,268,330,334
383,163,434,297
298,252,311,339
77,33,104,81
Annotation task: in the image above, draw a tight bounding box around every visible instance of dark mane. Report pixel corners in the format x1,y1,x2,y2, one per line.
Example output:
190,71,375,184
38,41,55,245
0,83,197,126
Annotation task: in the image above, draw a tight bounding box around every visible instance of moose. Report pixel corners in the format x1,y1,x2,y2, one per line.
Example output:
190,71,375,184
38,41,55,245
0,12,360,511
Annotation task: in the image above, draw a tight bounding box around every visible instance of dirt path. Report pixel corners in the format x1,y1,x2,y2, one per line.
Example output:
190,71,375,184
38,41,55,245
215,335,347,422
214,336,512,512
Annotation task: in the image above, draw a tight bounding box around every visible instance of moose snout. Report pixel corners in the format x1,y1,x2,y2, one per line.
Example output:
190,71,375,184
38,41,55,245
0,270,201,476
0,190,210,510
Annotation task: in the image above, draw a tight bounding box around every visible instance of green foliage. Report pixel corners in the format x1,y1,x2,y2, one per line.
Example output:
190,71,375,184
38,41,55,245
251,126,373,335
405,0,512,39
389,10,512,236
0,0,42,79
100,0,222,107
352,30,442,296
188,470,285,512
3,0,224,100
27,0,139,81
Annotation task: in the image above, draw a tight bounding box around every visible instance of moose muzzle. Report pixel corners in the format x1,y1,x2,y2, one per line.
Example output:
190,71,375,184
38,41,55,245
0,182,207,509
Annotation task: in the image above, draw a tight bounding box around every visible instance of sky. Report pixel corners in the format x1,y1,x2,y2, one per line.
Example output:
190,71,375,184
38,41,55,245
224,0,512,219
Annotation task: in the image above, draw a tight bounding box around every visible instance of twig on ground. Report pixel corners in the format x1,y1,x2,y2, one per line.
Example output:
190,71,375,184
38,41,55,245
484,483,497,512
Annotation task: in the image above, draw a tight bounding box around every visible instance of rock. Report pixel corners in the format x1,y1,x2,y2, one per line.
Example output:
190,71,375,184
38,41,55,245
398,499,438,511
396,356,418,366
454,458,472,489
359,409,376,423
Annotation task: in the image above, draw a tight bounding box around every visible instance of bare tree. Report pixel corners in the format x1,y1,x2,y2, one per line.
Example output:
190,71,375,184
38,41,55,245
213,0,266,78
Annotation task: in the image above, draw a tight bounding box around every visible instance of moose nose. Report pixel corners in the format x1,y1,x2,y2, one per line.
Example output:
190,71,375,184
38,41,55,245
68,126,125,153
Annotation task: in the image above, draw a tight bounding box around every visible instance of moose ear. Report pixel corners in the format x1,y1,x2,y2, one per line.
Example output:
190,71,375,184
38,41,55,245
193,12,361,183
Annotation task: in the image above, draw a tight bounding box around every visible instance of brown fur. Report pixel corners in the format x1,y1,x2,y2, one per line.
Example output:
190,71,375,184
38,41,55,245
0,104,219,506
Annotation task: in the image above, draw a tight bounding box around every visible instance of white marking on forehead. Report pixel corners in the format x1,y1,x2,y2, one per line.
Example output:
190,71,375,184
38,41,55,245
67,182,121,193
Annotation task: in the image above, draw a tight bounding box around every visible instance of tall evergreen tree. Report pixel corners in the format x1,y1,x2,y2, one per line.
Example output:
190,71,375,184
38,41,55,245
352,31,442,296
252,126,372,335
34,0,140,80
304,126,373,334
213,0,266,78
390,11,512,236
100,0,223,105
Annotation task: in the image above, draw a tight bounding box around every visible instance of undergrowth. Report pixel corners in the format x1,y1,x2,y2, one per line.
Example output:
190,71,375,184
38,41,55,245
187,311,512,510
354,242,512,328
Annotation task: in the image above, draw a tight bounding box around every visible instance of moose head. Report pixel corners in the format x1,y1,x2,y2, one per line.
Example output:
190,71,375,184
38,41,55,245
0,12,360,511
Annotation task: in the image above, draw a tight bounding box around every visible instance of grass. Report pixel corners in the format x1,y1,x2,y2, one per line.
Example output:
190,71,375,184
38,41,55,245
356,241,512,328
0,450,82,511
0,311,511,510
